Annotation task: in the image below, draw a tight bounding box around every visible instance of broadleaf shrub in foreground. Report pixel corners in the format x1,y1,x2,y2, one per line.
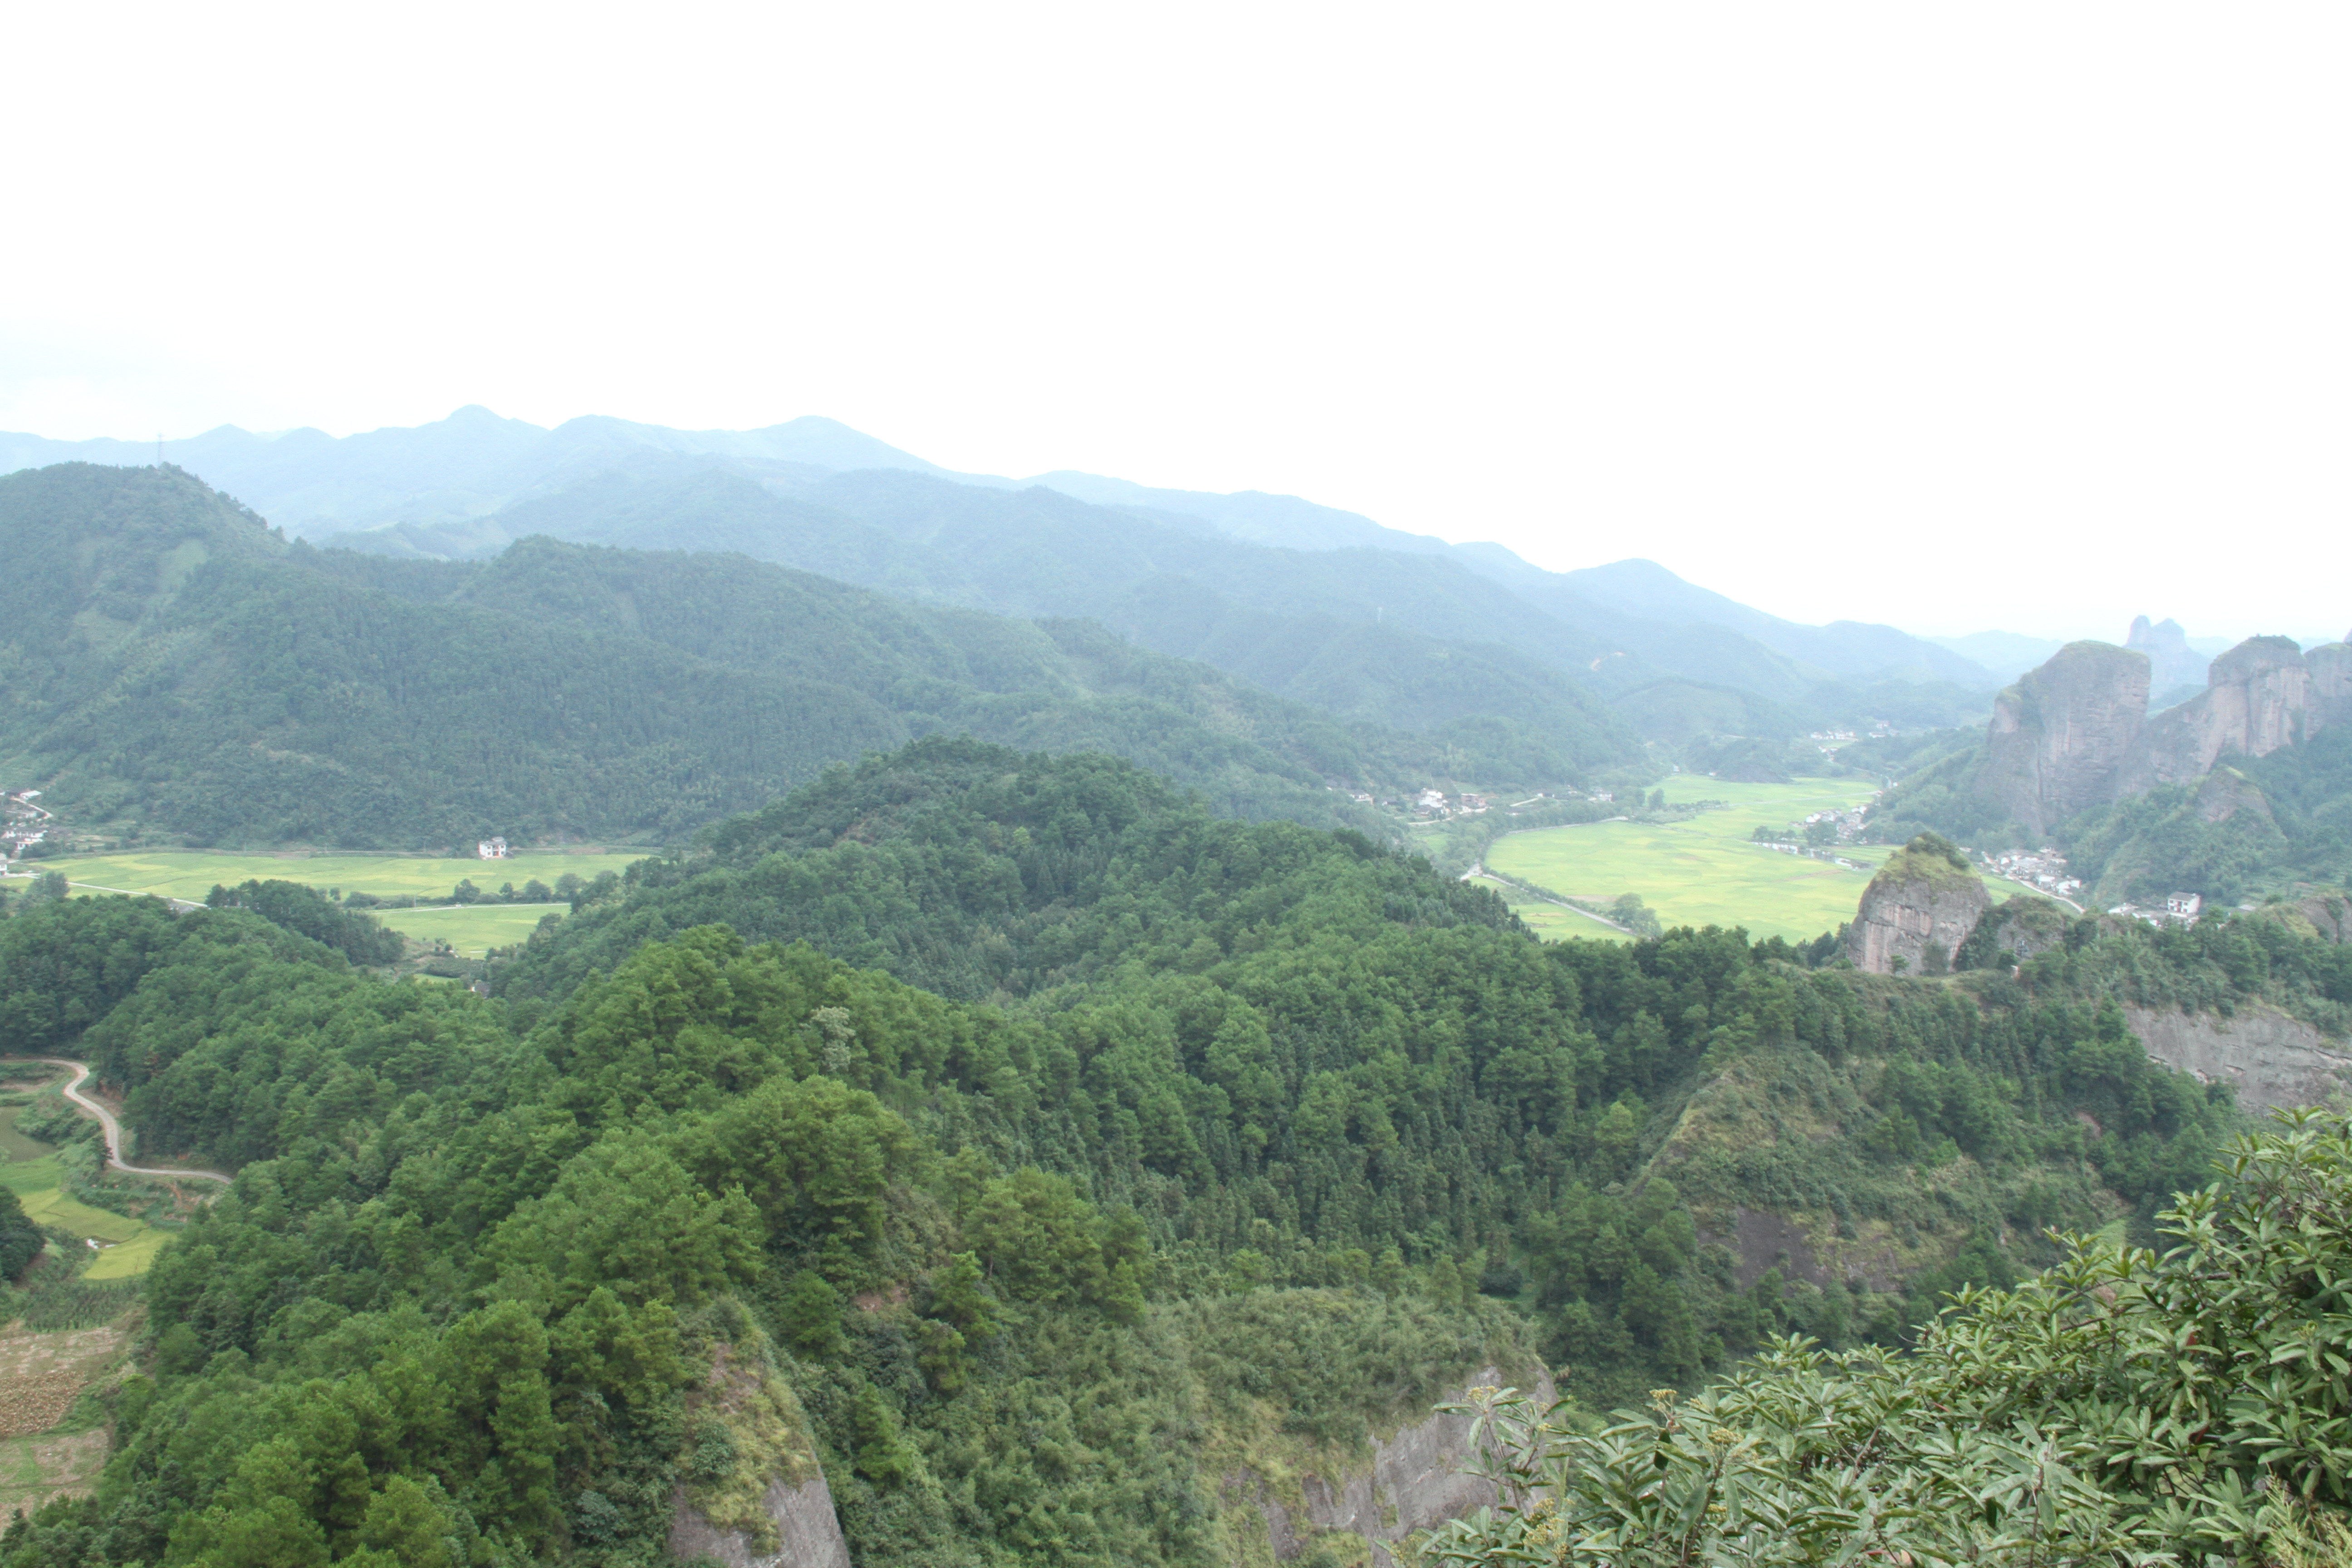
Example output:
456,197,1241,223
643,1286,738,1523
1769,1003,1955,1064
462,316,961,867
1424,1108,2352,1567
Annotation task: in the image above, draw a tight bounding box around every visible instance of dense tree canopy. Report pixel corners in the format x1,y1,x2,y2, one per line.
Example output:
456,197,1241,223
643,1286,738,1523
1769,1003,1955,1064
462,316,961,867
3,740,2342,1568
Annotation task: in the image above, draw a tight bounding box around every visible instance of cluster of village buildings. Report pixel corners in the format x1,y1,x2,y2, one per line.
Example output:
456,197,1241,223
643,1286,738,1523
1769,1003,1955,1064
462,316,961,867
2109,892,2206,926
1,790,52,862
1985,848,2213,927
1337,785,1630,822
1982,848,2086,901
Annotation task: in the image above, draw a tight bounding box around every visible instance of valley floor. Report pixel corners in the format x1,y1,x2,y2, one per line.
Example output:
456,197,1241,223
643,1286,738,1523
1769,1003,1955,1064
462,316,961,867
7,848,648,956
1487,776,2043,943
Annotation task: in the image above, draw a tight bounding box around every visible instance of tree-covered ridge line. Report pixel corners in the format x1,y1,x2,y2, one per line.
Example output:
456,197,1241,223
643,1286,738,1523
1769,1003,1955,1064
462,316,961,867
3,739,2347,1566
0,462,1660,854
324,453,1997,743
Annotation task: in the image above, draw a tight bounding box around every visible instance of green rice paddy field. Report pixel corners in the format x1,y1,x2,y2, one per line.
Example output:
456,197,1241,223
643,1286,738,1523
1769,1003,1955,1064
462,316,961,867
10,848,649,957
1467,874,1635,943
1484,776,2038,946
0,1098,172,1279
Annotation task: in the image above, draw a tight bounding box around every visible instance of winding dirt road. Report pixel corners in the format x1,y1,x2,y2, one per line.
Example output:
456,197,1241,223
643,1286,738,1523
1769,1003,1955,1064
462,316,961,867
22,1058,232,1185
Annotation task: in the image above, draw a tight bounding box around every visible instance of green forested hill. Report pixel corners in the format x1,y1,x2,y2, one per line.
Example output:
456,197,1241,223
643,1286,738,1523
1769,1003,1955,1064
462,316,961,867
376,461,1990,745
480,464,1651,750
0,464,1628,848
5,739,2350,1567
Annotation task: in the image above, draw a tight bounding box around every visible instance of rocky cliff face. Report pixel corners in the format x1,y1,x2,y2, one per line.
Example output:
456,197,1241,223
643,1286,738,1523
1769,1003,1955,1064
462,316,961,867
667,1338,852,1568
2296,895,2351,944
2193,767,2274,826
1976,642,2150,836
1222,1365,1558,1567
2309,642,2352,735
671,1477,850,1568
2125,1004,2352,1112
2124,637,2312,793
1847,836,1991,974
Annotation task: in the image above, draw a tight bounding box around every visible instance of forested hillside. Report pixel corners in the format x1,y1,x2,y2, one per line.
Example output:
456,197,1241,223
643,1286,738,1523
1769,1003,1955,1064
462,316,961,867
338,459,1994,744
0,464,1630,849
9,738,2347,1566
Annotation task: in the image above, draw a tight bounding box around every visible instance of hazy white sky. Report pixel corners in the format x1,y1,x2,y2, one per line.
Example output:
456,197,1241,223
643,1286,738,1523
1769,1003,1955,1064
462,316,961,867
4,4,2345,642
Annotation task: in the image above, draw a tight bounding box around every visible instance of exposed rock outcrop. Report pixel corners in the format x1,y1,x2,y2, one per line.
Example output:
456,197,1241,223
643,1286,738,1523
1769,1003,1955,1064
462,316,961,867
2309,642,2352,735
671,1477,851,1568
1847,834,1990,975
1976,642,2150,835
668,1336,850,1568
2123,636,2312,793
1224,1365,1558,1566
2298,895,2352,944
2244,895,2352,946
2125,1004,2352,1112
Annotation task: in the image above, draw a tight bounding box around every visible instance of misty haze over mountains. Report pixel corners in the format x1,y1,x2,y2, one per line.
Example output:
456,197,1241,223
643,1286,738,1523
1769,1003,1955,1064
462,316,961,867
6,406,2271,697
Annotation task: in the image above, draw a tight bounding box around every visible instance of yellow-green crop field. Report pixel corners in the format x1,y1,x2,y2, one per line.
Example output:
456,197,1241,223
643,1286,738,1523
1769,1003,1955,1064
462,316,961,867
386,904,568,957
12,848,652,957
1486,776,2042,946
1465,875,1634,943
0,1105,176,1278
32,848,647,905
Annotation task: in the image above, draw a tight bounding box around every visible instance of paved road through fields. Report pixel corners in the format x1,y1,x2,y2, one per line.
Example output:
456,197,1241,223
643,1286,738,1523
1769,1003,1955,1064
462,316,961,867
24,1057,232,1185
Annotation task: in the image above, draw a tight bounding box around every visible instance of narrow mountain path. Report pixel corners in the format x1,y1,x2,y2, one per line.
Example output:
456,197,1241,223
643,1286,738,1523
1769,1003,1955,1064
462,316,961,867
22,1058,232,1185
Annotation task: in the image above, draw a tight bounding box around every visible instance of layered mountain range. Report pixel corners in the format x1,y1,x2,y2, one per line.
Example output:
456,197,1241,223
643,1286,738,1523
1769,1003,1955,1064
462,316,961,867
2,463,1567,846
3,409,2005,752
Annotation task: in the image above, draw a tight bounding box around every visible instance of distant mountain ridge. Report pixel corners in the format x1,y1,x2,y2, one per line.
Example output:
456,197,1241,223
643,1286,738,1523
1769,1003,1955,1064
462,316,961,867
3,463,1628,848
4,408,2004,716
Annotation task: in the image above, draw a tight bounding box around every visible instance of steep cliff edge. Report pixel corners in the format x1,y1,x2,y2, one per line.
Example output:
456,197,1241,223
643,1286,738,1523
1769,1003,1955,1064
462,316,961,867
668,1335,851,1568
1953,893,2073,967
2122,637,2313,793
1847,834,1990,974
1219,1364,1558,1567
2309,642,2352,733
2125,1004,2352,1112
1975,642,2150,836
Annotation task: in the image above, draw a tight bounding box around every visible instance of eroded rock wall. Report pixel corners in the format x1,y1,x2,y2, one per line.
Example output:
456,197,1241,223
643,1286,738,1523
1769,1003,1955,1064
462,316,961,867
1847,843,1991,975
1977,642,2150,835
2123,637,2312,792
2125,1004,2352,1112
670,1477,851,1568
667,1336,850,1568
1225,1365,1558,1566
2308,642,2352,735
